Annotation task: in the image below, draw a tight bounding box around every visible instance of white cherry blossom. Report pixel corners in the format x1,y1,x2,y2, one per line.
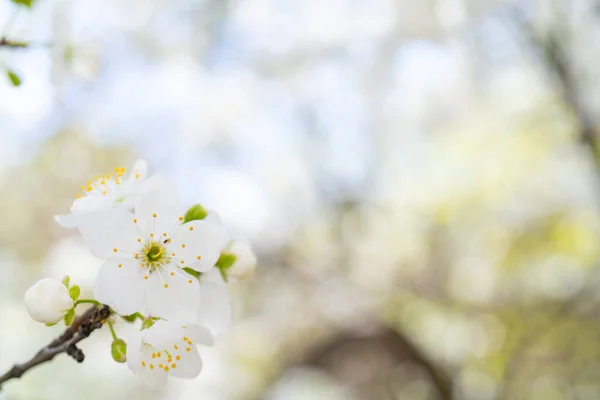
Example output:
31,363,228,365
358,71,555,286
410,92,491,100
55,159,148,228
77,175,228,322
24,278,74,324
126,320,213,387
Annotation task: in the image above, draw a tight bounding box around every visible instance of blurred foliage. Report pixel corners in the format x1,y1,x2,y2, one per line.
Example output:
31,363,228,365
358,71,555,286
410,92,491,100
3,0,600,400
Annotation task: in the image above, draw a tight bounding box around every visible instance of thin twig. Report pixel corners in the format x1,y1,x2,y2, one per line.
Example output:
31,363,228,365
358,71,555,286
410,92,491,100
0,37,26,48
0,305,110,390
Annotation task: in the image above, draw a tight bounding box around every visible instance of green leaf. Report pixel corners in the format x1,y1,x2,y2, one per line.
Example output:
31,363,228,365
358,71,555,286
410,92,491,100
45,320,59,327
11,0,36,9
182,267,201,279
69,285,80,301
121,314,139,323
61,275,71,288
183,204,208,223
64,309,75,326
7,70,22,87
111,339,127,363
141,318,155,331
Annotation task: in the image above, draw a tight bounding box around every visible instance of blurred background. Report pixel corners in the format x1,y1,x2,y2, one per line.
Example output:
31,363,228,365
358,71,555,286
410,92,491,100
1,0,600,399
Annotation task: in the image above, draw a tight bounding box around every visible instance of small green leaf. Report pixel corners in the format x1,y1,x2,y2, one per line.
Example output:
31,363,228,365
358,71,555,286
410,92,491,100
183,204,208,223
111,339,127,363
122,314,139,323
45,320,59,327
69,285,81,301
64,309,75,326
61,276,70,288
182,267,201,279
7,70,22,87
141,318,155,331
11,0,36,9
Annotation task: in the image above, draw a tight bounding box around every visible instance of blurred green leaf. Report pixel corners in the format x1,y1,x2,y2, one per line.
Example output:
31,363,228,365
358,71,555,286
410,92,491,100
11,0,36,9
61,275,70,288
7,70,21,87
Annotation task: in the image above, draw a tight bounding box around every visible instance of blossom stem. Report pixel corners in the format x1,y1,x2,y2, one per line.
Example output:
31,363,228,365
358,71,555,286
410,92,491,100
106,319,118,341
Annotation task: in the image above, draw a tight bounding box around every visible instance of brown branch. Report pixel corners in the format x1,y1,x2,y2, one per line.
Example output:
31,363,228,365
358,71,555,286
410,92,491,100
543,36,600,165
0,305,110,390
301,327,453,400
514,8,600,170
0,37,27,48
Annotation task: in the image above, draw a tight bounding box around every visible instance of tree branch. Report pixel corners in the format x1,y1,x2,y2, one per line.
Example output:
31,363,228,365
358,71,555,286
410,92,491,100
0,37,26,48
514,8,600,170
0,305,110,390
301,327,453,400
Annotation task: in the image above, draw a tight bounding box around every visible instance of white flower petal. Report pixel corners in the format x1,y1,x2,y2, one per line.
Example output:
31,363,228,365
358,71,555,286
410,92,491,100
94,259,146,316
169,220,229,272
170,346,203,379
203,211,223,227
183,325,214,346
197,280,232,336
78,208,139,259
70,196,115,214
54,213,80,228
126,331,145,374
135,175,182,237
129,159,148,181
138,356,168,387
146,268,200,323
142,320,173,346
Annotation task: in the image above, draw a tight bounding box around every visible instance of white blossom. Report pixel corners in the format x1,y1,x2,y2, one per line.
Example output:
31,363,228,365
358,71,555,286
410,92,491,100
24,279,74,324
126,320,213,387
55,159,148,228
225,240,257,281
196,269,232,336
77,175,228,322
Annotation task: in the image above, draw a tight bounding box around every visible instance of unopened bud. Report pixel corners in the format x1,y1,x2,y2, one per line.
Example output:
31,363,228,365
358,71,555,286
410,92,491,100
111,339,127,363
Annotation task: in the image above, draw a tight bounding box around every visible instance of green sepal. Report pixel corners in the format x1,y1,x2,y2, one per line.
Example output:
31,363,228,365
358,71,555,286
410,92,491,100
182,267,201,279
6,70,21,87
215,252,237,270
69,285,80,301
11,0,36,8
111,339,127,363
141,318,155,331
122,314,139,323
183,204,208,223
61,276,70,288
64,309,75,326
45,320,59,327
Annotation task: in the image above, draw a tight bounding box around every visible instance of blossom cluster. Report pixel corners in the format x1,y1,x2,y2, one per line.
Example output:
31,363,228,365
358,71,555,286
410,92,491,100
24,160,256,387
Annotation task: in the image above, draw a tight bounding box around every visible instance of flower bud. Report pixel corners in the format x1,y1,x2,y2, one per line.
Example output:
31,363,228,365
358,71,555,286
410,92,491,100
222,240,257,281
24,278,74,324
111,339,127,363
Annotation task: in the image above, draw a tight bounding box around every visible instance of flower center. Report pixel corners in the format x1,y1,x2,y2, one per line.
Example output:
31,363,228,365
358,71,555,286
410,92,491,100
147,243,165,262
139,240,171,270
75,167,126,199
